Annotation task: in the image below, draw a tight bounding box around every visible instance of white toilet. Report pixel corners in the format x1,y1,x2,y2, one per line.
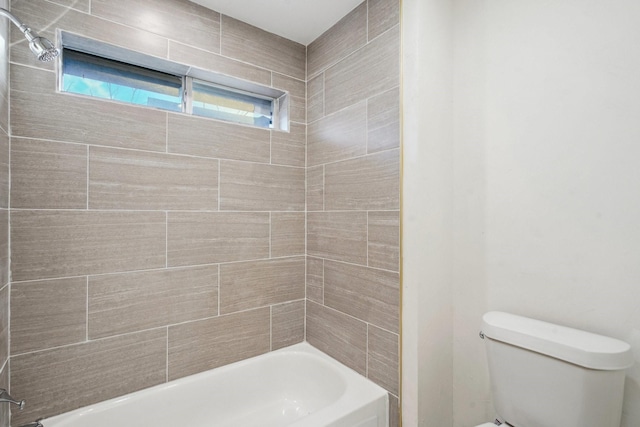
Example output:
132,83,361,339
476,311,634,427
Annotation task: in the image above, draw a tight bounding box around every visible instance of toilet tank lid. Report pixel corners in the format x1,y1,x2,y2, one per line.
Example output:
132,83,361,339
482,311,633,370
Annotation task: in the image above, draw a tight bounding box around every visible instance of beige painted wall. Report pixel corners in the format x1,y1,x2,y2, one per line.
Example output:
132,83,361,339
453,1,640,426
402,0,455,425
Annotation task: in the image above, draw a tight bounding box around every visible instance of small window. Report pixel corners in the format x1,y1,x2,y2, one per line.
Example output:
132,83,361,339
62,49,183,112
192,81,273,128
58,37,288,131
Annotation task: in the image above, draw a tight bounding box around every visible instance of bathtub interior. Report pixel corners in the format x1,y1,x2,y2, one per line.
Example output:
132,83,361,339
40,343,388,427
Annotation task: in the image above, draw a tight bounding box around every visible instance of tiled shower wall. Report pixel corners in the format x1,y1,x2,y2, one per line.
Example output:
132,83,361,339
4,0,401,426
304,0,401,424
8,0,306,424
1,1,9,426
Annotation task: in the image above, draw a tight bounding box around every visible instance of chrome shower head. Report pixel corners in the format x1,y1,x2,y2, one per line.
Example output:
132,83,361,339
0,7,60,62
24,30,60,62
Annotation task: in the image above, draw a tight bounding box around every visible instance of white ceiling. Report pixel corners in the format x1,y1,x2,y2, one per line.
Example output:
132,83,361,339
190,0,364,45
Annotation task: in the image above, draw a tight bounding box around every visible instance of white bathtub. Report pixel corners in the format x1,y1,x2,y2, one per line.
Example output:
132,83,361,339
41,343,389,427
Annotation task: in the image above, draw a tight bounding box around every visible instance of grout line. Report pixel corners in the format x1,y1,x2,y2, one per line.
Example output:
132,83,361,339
366,211,369,266
165,211,168,268
269,127,272,164
366,0,370,42
322,165,325,211
309,146,400,169
165,113,169,153
9,302,301,359
366,323,369,377
307,84,400,126
312,256,399,275
86,145,89,210
322,73,325,118
85,276,89,341
10,255,306,285
269,305,273,351
165,327,169,383
307,299,398,337
7,128,306,159
217,265,220,316
321,258,325,305
365,97,369,154
269,212,272,258
9,208,307,213
306,23,399,82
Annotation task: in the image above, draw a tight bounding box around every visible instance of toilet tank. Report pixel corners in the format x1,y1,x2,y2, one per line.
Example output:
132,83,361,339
482,312,633,427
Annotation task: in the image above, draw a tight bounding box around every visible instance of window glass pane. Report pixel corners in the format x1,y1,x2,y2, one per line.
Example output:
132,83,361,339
192,81,273,128
62,49,183,112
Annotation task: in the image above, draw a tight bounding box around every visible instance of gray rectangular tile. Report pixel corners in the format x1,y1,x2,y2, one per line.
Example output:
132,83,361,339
167,212,270,266
0,97,6,139
89,147,218,211
10,330,166,426
271,213,305,258
11,138,87,209
221,16,305,80
368,87,400,153
0,9,7,134
47,0,90,12
307,101,367,166
271,123,306,167
169,41,271,86
272,300,305,350
307,212,367,264
307,74,324,123
389,394,400,427
368,325,399,395
306,301,367,375
368,0,400,41
306,257,324,304
307,2,367,78
0,132,6,208
11,65,167,152
368,211,400,271
0,210,6,286
89,265,218,339
272,73,306,124
306,166,324,211
324,260,399,333
11,277,87,355
220,161,305,211
92,0,220,54
10,0,167,71
0,85,6,137
168,307,270,381
11,211,166,282
324,149,400,210
325,26,399,115
168,113,271,163
219,257,304,314
0,285,6,368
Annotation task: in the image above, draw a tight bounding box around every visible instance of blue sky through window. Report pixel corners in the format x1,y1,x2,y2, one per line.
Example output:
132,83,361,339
63,74,182,111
